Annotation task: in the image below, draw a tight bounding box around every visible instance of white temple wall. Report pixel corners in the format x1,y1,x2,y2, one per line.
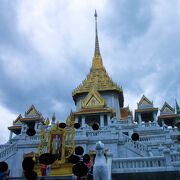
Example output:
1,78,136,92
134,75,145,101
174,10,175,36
101,93,120,119
75,92,121,119
6,153,18,177
75,95,86,111
117,145,140,158
6,147,38,177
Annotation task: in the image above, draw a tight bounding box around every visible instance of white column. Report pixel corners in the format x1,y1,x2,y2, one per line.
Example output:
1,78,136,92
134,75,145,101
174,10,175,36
106,152,113,180
163,149,173,167
22,124,27,133
153,112,157,125
82,116,85,127
75,117,78,123
107,115,111,125
100,115,104,127
138,113,142,125
128,115,132,124
9,131,13,141
153,112,156,121
35,122,38,130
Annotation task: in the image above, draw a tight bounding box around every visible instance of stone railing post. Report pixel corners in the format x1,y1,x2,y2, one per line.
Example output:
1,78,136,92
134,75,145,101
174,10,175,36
158,145,164,156
163,149,173,169
106,152,113,180
127,115,132,124
148,146,153,156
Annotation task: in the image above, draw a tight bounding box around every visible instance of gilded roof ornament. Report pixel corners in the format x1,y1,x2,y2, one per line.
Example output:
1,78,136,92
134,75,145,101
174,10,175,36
92,9,103,69
72,11,123,99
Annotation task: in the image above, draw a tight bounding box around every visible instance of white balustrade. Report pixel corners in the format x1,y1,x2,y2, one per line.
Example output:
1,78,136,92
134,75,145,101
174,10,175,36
86,130,111,137
112,156,166,173
24,135,40,141
140,135,166,142
0,143,17,161
75,130,112,138
75,131,85,137
171,152,180,162
122,134,148,156
0,145,9,151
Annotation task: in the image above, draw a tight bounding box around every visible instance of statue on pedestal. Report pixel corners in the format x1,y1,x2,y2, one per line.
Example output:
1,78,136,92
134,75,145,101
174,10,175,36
93,141,109,180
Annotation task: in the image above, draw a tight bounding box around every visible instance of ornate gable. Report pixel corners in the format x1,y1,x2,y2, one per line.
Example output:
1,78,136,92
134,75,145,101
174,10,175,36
138,95,153,106
161,102,175,113
82,88,106,108
13,114,23,125
25,104,41,117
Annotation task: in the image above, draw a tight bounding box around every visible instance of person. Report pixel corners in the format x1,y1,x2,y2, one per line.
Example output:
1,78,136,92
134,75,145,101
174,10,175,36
0,169,10,180
51,135,61,155
46,165,51,176
41,164,47,176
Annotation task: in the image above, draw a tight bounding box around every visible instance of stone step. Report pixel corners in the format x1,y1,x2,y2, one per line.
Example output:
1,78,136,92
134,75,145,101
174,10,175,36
9,176,72,180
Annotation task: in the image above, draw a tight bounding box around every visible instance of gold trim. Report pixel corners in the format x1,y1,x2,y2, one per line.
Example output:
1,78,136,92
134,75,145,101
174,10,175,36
47,123,66,165
82,88,106,108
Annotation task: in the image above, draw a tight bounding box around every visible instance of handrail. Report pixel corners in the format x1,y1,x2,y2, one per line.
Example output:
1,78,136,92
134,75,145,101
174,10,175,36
122,134,148,156
112,156,166,172
170,152,180,162
24,135,40,141
0,143,17,161
139,135,166,142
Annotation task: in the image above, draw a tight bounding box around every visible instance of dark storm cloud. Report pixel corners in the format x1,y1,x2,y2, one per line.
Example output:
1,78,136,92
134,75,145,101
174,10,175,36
102,0,154,43
0,0,180,143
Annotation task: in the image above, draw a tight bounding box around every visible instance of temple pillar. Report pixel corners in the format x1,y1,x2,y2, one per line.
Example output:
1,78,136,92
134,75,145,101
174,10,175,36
21,124,27,133
100,115,104,127
82,116,85,127
9,131,13,141
35,122,38,130
128,115,132,124
106,152,113,180
138,113,142,125
153,112,157,125
107,115,111,125
75,117,78,123
163,149,173,168
162,119,167,128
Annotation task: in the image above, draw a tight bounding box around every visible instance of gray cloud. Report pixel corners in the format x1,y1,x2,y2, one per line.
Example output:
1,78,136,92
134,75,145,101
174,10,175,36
0,0,180,143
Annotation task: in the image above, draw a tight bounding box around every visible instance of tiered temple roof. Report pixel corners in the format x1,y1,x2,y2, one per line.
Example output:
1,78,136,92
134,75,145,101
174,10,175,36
158,102,176,127
72,11,123,106
8,114,22,134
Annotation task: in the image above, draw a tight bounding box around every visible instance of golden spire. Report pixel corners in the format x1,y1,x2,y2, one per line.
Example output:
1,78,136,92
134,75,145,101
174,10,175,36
92,10,103,69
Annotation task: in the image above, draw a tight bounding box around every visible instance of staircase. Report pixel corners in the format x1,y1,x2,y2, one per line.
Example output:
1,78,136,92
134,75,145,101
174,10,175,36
0,143,17,161
122,134,148,157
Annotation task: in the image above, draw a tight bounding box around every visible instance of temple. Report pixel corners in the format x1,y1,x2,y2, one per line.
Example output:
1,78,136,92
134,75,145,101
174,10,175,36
0,11,180,179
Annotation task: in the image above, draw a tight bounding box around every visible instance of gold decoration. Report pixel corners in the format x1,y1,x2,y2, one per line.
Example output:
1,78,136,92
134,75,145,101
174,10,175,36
65,115,75,158
25,104,41,117
161,102,175,113
32,154,36,161
38,127,46,156
47,123,66,165
45,118,50,127
138,95,153,106
72,66,122,97
13,114,22,125
82,88,106,108
72,13,122,97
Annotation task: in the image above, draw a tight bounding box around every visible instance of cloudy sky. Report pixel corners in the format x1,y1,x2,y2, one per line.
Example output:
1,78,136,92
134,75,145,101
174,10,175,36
0,0,180,143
